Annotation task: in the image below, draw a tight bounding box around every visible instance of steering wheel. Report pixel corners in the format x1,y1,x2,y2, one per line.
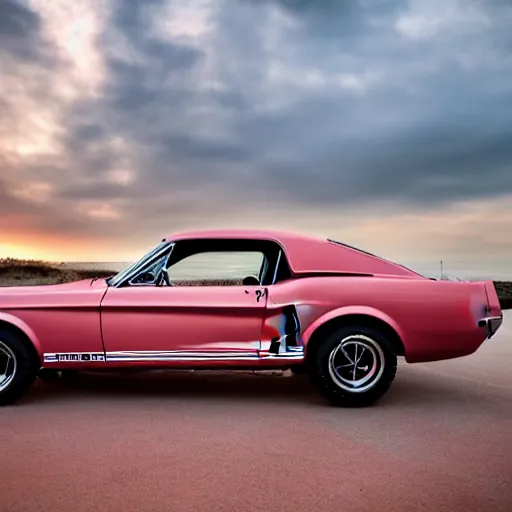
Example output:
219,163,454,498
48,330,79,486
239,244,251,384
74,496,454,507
242,275,260,286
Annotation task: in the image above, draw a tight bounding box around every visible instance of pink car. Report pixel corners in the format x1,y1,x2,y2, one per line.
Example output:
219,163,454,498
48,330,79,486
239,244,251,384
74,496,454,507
0,229,503,407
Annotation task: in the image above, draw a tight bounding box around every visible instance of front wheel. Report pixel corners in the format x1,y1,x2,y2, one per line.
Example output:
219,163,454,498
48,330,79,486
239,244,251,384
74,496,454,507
0,329,40,406
310,325,397,407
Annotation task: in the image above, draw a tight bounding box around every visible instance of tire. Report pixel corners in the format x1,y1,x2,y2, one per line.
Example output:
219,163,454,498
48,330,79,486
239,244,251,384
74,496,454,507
309,324,397,407
0,329,40,406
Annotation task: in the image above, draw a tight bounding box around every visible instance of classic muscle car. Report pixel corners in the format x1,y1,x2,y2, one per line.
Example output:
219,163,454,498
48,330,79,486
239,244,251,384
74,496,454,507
0,229,504,407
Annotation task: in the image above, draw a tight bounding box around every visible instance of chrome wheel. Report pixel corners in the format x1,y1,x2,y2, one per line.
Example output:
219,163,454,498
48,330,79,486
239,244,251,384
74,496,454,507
328,334,385,393
0,340,17,393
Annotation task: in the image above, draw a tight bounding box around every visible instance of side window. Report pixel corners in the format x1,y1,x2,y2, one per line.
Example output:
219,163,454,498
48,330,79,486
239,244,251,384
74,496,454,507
167,251,264,286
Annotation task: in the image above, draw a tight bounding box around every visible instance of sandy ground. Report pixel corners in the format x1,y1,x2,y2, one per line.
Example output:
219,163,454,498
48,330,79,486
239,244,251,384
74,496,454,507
1,313,511,512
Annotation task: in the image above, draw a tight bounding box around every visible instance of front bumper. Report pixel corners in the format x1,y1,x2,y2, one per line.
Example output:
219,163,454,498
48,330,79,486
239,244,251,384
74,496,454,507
478,315,503,339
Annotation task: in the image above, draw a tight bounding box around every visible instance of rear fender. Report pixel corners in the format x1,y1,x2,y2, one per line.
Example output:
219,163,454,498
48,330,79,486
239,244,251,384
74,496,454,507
0,312,42,359
302,305,407,353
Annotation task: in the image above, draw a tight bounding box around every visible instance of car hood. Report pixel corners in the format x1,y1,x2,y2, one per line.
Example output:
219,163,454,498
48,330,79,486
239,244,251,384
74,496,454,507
0,278,104,294
0,278,108,310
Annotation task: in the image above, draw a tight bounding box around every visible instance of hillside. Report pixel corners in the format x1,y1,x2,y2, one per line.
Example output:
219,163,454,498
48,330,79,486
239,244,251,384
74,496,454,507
0,258,117,286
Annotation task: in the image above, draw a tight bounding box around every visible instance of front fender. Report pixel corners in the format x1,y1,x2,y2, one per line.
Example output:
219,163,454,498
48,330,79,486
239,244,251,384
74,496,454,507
0,312,42,359
302,305,407,351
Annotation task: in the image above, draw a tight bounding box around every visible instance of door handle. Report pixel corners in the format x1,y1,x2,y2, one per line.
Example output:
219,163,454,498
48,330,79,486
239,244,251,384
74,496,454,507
244,288,267,301
255,289,267,302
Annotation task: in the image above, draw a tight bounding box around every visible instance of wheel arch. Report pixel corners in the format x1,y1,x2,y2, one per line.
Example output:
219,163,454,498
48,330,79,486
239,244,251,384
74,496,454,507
0,313,42,365
303,306,406,362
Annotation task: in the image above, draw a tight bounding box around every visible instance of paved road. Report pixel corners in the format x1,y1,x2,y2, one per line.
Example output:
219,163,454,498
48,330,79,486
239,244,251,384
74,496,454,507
1,313,511,512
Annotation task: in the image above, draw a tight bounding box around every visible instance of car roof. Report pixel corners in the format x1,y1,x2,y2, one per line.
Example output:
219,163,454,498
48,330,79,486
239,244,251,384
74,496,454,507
166,228,322,245
164,228,420,277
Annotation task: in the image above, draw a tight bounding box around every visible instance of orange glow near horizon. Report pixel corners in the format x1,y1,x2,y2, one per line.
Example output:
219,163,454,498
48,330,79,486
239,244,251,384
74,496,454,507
0,241,103,262
0,225,158,262
0,235,130,262
1,193,512,273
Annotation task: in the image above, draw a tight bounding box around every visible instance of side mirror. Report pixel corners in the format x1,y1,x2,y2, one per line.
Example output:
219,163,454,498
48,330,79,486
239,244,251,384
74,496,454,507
243,275,260,286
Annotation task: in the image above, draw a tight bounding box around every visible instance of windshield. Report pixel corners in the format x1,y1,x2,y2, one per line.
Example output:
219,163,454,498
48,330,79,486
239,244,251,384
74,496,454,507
107,241,170,287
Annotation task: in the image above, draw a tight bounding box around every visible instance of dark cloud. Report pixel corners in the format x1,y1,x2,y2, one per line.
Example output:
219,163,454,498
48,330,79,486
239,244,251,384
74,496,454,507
245,0,378,39
2,0,512,242
0,0,42,60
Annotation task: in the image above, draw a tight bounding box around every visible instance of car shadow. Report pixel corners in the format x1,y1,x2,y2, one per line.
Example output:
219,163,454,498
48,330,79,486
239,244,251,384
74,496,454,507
25,370,325,407
382,366,510,418
21,365,509,416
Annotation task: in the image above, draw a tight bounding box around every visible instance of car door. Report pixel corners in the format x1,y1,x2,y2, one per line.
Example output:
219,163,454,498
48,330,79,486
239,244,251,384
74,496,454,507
100,251,268,363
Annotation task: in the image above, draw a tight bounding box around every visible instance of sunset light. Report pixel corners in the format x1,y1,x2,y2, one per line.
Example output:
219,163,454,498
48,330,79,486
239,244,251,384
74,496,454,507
1,2,512,511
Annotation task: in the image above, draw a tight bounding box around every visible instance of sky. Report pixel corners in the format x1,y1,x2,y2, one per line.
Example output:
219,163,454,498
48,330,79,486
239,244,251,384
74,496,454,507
1,0,511,279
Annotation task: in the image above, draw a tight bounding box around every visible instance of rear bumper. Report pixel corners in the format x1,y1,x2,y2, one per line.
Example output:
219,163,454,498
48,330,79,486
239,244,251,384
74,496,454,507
478,315,503,339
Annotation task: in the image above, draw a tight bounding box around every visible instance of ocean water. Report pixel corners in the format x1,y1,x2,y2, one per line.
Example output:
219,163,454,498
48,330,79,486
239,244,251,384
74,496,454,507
63,252,265,280
62,256,511,282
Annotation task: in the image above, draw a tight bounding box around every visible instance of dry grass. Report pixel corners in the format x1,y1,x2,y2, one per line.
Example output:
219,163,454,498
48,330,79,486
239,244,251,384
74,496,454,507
0,258,510,309
494,281,512,310
0,258,118,286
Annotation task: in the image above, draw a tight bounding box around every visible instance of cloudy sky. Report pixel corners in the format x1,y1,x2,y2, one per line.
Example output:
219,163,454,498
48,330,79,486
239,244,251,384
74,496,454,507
1,0,511,278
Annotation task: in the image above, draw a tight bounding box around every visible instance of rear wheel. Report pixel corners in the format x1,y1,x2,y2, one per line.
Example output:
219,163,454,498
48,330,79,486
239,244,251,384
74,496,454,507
310,324,397,407
0,329,40,406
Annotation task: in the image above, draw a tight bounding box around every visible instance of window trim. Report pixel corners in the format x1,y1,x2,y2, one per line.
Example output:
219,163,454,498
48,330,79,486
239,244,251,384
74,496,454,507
127,244,176,287
109,243,174,288
110,238,293,288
